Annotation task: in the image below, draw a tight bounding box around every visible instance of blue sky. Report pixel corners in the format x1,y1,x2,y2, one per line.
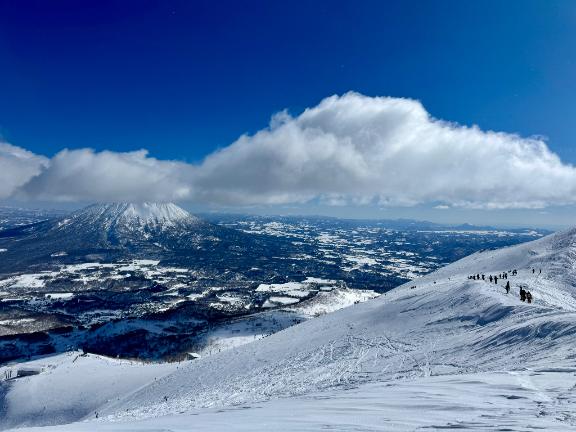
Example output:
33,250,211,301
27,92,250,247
1,0,576,227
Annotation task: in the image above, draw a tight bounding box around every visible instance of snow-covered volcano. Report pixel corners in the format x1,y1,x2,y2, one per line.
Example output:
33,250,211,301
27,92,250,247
0,202,258,272
50,202,206,246
77,202,200,228
4,227,576,430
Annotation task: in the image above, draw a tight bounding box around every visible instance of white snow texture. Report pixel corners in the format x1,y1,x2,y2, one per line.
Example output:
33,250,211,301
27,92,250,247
4,228,576,431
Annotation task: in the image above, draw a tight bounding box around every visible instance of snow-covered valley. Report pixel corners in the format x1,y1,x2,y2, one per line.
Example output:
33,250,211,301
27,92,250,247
3,227,576,430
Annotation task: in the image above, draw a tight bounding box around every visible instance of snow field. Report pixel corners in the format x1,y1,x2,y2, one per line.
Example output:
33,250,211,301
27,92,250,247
3,227,576,430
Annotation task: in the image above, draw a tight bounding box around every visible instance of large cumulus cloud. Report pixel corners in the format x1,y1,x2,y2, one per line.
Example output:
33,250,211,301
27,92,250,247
192,93,576,208
3,92,576,208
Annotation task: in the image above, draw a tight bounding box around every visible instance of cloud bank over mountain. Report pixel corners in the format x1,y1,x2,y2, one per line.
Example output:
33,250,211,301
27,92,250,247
19,149,193,203
0,142,48,199
2,92,576,209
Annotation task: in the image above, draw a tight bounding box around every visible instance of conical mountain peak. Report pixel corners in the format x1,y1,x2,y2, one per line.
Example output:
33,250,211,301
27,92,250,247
80,202,197,226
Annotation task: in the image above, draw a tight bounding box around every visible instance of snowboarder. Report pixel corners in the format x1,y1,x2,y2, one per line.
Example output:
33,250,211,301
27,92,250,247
505,281,510,294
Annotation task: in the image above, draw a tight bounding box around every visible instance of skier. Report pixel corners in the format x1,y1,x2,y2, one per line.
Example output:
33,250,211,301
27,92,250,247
505,281,510,294
489,275,493,283
519,287,526,302
526,291,533,303
494,276,498,284
482,274,485,280
532,268,535,274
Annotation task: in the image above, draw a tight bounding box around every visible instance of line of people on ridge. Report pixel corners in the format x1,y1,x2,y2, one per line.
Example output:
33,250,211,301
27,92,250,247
467,268,535,303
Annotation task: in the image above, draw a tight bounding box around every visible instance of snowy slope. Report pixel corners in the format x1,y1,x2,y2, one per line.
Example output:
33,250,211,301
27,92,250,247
0,352,179,430
12,371,576,431
4,228,576,430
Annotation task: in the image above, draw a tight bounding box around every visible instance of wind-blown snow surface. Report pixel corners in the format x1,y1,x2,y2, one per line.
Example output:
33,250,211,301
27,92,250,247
5,228,576,431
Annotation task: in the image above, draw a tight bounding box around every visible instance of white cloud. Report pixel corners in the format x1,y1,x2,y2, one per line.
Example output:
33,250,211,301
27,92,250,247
4,92,576,209
192,92,576,209
0,142,48,199
19,148,194,202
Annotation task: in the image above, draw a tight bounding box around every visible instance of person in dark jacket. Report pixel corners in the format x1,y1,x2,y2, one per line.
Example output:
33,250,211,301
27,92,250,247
520,287,526,301
526,291,533,303
505,281,510,294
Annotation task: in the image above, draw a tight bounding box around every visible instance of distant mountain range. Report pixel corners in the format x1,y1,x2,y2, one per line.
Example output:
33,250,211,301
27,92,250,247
0,206,68,231
202,213,549,233
0,203,550,283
